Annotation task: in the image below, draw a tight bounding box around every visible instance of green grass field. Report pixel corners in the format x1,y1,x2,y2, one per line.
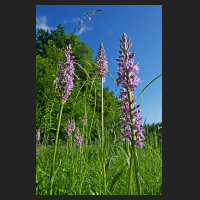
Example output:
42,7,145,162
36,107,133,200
36,130,162,195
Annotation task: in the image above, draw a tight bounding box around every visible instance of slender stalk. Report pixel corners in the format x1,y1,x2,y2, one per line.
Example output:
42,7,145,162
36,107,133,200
128,140,133,194
49,101,64,195
84,101,88,152
72,144,75,178
82,125,84,151
125,138,130,159
42,132,46,146
75,148,79,175
101,76,106,195
66,139,68,156
127,90,141,195
79,148,85,195
88,86,96,138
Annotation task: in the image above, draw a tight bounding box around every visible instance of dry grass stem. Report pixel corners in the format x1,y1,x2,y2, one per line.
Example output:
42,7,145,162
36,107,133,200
75,59,117,83
74,62,90,79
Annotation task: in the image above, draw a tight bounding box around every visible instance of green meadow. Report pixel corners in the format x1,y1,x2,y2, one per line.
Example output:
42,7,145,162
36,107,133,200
36,123,162,195
36,21,162,195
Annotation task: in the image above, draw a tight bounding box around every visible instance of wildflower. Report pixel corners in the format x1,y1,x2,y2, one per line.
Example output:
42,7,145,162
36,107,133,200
116,33,145,148
56,44,75,103
37,128,40,141
71,118,75,132
121,127,131,142
64,120,71,135
64,119,75,135
134,136,145,148
81,114,86,125
96,42,108,82
74,128,82,148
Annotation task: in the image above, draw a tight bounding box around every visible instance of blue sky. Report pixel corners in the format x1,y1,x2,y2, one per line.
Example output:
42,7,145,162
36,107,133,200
36,5,162,125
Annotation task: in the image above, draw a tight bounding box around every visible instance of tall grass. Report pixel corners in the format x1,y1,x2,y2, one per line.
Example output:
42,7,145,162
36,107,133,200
36,36,162,195
36,126,162,195
36,109,162,195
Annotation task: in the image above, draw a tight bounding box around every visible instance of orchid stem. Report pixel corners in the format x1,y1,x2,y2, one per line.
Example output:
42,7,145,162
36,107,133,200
49,100,64,195
101,76,106,195
127,90,141,195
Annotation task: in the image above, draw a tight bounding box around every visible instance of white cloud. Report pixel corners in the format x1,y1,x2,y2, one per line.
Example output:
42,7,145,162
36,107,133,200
63,17,80,24
36,15,55,31
72,17,80,24
63,17,94,34
75,26,93,35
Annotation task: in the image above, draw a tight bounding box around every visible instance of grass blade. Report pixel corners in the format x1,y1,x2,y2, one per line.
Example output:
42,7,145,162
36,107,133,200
143,142,162,162
116,145,130,166
136,74,162,102
105,154,113,177
110,164,126,194
50,159,61,186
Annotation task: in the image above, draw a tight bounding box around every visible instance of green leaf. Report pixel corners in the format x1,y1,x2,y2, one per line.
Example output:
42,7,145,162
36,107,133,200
105,154,113,177
143,142,162,162
36,179,43,188
115,145,130,166
110,164,126,194
136,74,162,102
50,159,61,185
160,182,162,195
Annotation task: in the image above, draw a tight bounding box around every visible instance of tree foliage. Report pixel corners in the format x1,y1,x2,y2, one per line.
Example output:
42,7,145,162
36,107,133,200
36,24,122,143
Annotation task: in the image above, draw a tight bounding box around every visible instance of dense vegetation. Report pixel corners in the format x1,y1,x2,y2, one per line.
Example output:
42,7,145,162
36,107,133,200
36,23,162,195
36,24,122,144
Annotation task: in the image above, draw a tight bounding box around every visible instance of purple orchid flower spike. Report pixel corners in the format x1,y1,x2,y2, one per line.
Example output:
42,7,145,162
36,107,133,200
56,44,75,103
96,42,108,82
74,128,82,148
64,119,76,135
81,114,86,125
71,118,75,132
116,33,145,148
37,128,40,141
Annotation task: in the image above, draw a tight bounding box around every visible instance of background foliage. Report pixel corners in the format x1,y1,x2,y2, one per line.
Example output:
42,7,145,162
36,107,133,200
36,24,123,144
36,24,162,144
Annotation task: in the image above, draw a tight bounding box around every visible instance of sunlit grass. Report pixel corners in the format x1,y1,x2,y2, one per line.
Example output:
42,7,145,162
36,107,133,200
36,36,162,195
36,131,162,195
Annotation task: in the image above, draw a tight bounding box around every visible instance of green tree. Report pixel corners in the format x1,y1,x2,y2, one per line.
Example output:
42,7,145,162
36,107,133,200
36,23,122,143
